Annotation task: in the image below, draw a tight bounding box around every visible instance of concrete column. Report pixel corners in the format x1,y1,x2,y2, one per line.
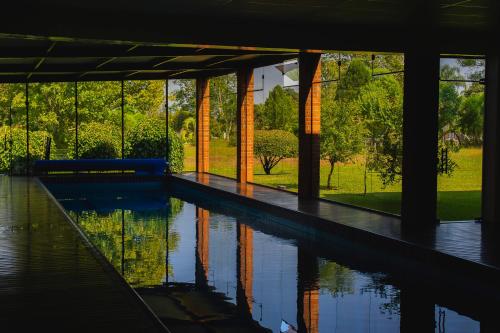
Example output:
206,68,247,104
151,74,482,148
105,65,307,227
237,222,254,315
298,52,321,199
401,49,440,227
237,68,255,183
195,207,210,287
196,77,210,173
482,54,500,227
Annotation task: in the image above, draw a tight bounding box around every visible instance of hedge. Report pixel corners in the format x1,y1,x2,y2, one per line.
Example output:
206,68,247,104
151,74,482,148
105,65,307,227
0,126,52,175
126,118,184,173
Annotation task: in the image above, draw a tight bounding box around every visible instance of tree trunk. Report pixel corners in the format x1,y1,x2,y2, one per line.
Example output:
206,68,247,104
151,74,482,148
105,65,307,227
327,161,335,190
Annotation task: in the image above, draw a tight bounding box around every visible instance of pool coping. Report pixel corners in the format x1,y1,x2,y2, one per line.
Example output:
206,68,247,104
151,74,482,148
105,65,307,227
36,177,172,333
170,173,500,290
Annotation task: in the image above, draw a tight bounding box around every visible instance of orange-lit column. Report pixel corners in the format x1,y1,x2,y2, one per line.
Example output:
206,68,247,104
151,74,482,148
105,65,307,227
237,67,254,183
298,52,321,199
195,207,210,287
196,77,210,173
297,247,319,333
237,223,254,315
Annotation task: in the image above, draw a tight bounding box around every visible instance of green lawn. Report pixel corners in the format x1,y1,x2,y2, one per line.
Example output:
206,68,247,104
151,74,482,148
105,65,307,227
183,139,482,221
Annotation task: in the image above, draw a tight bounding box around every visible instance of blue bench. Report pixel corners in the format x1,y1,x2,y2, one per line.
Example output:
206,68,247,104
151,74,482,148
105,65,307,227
34,159,168,176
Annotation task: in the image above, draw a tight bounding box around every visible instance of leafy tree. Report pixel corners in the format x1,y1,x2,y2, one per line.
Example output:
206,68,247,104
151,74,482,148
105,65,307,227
459,92,484,145
180,117,196,144
358,75,404,187
29,83,75,150
0,126,52,174
124,80,164,117
170,79,196,115
336,58,371,101
210,74,237,141
256,85,298,133
254,130,298,175
320,98,364,190
171,110,192,133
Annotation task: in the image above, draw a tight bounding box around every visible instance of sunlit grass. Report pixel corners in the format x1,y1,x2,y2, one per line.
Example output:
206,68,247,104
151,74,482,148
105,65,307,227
182,139,482,221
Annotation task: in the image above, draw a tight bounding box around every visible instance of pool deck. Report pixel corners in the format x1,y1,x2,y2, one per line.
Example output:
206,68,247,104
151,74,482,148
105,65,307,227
173,172,500,285
0,176,168,332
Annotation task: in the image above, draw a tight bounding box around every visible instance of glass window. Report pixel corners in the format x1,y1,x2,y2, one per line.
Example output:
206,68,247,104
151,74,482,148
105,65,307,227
319,52,404,215
209,73,237,178
170,79,196,172
437,57,485,221
253,60,299,191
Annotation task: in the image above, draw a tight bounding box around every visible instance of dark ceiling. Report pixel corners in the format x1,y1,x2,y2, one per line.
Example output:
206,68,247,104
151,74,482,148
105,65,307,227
0,1,495,83
0,36,298,82
0,1,496,52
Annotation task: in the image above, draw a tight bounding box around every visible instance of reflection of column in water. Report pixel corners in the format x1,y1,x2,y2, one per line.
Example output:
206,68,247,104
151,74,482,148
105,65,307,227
297,246,319,333
237,222,254,316
399,288,435,333
195,207,210,288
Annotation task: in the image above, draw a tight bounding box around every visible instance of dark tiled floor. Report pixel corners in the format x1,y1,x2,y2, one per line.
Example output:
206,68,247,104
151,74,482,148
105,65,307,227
175,172,498,271
0,176,166,332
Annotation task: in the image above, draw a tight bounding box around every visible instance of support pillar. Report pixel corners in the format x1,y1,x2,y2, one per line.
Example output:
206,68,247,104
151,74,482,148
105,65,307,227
298,53,321,199
482,54,500,228
237,68,254,183
196,77,210,173
402,48,440,228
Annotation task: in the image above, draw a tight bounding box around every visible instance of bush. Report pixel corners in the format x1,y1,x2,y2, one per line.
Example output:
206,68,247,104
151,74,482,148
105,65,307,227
0,126,53,175
69,122,120,159
126,117,184,173
254,130,298,175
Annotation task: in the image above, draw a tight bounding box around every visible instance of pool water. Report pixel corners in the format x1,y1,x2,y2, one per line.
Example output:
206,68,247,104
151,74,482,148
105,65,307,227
46,181,484,333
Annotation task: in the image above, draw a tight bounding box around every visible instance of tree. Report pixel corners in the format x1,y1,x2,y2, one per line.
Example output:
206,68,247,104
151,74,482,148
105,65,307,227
254,130,298,175
320,98,364,190
29,83,75,149
358,75,404,187
336,58,371,101
210,74,237,141
170,79,196,115
256,85,298,133
459,92,484,145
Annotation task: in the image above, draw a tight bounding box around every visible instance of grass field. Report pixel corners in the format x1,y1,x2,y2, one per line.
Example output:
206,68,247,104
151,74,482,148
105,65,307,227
183,139,482,221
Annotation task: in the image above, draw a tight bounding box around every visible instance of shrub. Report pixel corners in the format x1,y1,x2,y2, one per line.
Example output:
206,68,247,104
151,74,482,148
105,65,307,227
254,130,298,175
0,126,53,175
68,122,120,159
126,117,184,173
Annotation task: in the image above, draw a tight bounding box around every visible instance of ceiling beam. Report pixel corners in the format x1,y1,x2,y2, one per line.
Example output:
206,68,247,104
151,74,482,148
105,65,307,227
0,54,296,74
0,44,295,59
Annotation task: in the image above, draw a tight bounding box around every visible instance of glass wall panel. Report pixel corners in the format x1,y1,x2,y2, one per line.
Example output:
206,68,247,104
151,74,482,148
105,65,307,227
123,80,167,161
0,84,26,175
29,82,75,163
77,81,121,159
209,73,237,178
253,60,299,191
319,53,404,215
437,57,485,221
169,79,196,172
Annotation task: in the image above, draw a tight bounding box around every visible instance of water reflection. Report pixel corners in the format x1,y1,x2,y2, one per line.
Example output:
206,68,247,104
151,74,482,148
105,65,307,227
47,181,482,333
